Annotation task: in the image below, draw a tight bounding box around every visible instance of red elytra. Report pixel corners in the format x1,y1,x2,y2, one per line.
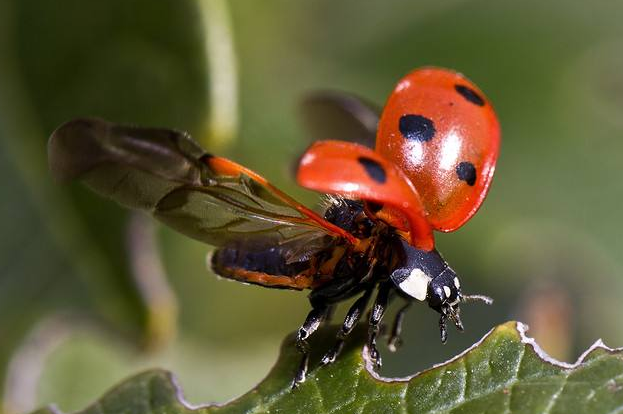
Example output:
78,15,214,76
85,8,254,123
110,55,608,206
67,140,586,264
376,67,501,233
297,140,433,250
298,67,500,250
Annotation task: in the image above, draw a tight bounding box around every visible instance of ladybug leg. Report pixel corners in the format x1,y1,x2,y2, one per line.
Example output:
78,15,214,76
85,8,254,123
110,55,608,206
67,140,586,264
324,304,337,324
367,281,392,370
293,302,331,388
387,301,412,352
439,314,448,344
319,288,374,366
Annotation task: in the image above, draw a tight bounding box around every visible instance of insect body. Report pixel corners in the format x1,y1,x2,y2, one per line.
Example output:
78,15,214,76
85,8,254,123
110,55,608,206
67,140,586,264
48,67,500,387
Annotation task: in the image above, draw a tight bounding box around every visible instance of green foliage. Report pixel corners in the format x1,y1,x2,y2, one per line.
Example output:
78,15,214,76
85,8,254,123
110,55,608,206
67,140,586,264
4,0,623,411
0,0,207,409
31,322,623,414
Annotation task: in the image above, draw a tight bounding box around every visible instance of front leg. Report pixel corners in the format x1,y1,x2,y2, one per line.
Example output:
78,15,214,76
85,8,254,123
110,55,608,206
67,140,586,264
388,301,412,352
439,313,448,344
367,281,392,369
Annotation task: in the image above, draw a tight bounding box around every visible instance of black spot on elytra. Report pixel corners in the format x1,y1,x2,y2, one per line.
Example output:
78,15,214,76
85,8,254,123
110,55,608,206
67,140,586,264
199,153,214,163
399,114,436,142
455,84,485,106
456,161,477,186
357,157,386,184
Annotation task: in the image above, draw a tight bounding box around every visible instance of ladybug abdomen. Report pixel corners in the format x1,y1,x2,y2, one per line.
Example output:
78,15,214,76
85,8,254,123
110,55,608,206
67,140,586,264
376,67,500,232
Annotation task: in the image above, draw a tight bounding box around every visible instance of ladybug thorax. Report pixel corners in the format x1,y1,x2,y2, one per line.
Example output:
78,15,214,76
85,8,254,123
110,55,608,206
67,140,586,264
388,239,461,307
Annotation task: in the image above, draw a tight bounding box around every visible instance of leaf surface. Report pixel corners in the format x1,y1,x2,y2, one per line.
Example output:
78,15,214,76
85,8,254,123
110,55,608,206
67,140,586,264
32,322,623,414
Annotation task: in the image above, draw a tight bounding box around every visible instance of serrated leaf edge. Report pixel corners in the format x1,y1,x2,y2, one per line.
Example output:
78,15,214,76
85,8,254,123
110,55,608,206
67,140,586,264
35,321,623,414
363,321,623,383
516,321,623,369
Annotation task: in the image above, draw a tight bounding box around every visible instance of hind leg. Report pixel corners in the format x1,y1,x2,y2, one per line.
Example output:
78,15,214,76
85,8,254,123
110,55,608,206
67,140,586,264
293,276,365,387
293,302,332,388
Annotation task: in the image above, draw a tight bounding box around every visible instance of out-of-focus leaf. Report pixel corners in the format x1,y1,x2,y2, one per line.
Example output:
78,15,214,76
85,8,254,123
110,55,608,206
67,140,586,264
0,0,210,410
199,0,239,149
31,322,623,414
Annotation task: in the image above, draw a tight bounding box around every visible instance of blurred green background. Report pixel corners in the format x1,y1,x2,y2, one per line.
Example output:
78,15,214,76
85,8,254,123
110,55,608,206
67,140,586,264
2,0,623,412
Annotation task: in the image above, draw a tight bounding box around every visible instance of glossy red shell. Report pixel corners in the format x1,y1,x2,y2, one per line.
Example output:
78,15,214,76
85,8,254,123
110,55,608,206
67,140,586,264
375,67,500,232
297,140,434,250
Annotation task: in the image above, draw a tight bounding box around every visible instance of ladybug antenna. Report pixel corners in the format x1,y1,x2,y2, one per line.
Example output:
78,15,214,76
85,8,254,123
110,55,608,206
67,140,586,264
461,294,494,305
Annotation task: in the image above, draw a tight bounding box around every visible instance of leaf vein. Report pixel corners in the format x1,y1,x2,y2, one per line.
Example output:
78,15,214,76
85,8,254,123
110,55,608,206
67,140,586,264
310,378,327,413
503,382,514,414
399,383,409,414
459,354,468,403
539,374,568,414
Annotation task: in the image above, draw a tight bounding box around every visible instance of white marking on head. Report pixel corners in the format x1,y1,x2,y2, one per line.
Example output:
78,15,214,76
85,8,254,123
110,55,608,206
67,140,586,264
398,268,431,301
443,285,452,298
206,250,215,273
454,277,460,288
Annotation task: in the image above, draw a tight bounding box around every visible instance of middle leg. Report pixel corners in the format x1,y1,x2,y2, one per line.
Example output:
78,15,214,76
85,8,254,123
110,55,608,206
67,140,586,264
367,281,392,369
320,288,374,365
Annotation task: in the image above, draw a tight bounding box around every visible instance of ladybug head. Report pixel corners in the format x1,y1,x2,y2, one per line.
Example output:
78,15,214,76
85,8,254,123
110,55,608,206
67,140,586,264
390,239,493,343
427,268,462,326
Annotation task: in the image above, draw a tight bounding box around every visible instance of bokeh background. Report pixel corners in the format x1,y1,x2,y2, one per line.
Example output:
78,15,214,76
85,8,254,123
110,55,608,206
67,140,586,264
2,0,623,412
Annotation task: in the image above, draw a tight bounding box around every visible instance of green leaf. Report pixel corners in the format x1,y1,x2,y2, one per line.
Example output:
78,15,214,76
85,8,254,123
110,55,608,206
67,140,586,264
0,0,214,410
32,322,623,414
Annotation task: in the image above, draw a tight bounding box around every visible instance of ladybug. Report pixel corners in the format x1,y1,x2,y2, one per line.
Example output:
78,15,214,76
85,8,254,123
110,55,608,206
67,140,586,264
48,67,500,387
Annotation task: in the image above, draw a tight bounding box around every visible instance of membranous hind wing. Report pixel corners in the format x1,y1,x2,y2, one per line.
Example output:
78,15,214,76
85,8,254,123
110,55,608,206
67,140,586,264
300,91,380,149
48,118,357,289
